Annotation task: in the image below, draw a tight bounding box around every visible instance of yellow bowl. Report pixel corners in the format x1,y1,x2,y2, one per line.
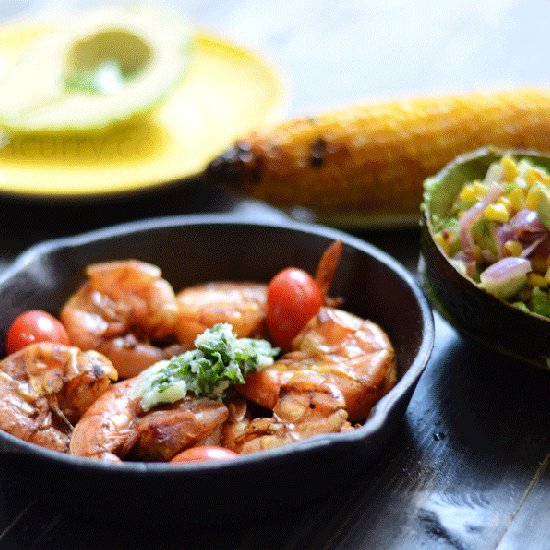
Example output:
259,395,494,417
0,19,285,199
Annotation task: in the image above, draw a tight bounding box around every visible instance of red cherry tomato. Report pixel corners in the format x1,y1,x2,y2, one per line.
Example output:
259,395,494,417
5,310,69,355
266,267,323,351
170,446,239,463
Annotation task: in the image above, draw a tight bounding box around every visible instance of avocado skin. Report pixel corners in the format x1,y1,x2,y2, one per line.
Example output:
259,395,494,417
420,147,550,370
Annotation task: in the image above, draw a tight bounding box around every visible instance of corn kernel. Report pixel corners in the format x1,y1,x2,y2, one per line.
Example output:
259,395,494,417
527,273,548,287
498,196,511,209
525,168,543,186
435,233,450,255
484,203,510,222
473,182,488,199
515,177,528,190
500,156,519,181
508,188,525,212
504,240,523,257
545,266,550,284
525,186,543,210
459,184,477,201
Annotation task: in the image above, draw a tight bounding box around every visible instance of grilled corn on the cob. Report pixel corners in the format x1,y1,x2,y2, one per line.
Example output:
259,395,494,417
207,89,550,227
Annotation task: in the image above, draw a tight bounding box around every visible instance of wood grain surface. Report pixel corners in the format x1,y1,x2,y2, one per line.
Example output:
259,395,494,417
0,2,549,549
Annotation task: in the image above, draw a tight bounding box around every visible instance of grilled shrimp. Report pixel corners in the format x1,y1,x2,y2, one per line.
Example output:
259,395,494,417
224,307,395,453
314,239,343,307
174,240,343,348
175,282,268,347
61,260,180,379
70,377,229,462
238,307,397,423
221,398,351,454
0,343,117,453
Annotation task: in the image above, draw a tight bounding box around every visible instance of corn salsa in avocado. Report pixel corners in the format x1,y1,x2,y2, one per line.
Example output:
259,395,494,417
433,155,550,318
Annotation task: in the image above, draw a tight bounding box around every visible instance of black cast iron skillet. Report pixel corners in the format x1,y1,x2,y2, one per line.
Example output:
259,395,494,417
0,215,434,523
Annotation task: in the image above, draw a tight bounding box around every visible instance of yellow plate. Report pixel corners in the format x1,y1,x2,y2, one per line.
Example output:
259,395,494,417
0,20,285,199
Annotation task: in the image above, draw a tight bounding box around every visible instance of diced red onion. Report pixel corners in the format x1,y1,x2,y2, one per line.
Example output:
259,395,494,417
459,182,503,253
531,237,550,258
510,209,547,240
480,257,532,287
520,236,547,258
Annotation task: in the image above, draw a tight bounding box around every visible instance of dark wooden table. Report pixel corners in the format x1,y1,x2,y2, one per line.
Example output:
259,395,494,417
0,3,549,549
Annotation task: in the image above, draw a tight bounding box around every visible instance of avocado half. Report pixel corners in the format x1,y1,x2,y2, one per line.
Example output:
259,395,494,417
0,5,194,133
419,147,550,370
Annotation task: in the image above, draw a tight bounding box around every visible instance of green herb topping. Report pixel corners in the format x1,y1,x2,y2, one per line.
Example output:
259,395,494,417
132,323,280,410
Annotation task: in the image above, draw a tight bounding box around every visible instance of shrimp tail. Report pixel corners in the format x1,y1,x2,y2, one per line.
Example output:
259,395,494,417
315,240,343,307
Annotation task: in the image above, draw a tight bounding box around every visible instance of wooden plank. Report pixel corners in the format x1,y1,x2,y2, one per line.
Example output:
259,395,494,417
496,455,550,550
0,476,37,543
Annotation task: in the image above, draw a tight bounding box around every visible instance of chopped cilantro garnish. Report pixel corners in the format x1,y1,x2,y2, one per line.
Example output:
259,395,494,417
133,323,279,410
